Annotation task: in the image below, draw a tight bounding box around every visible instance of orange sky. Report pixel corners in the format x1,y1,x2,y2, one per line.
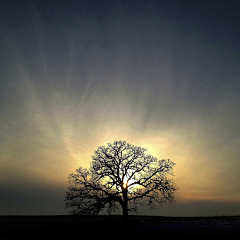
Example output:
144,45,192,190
1,0,240,216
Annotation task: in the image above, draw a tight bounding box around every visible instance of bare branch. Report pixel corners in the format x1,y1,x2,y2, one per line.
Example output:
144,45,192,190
65,141,178,219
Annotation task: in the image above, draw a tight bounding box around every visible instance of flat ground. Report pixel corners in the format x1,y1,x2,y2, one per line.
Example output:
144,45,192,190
0,215,239,239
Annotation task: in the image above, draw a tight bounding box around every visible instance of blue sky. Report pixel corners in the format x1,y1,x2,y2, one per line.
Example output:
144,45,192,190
0,0,240,216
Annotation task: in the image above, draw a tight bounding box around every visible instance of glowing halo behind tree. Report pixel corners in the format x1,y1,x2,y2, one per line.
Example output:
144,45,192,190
65,140,178,221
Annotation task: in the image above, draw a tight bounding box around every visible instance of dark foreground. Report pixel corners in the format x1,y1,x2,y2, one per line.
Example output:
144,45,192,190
0,215,239,239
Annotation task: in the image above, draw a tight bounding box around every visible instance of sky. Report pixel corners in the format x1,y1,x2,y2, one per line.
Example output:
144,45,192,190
0,0,240,216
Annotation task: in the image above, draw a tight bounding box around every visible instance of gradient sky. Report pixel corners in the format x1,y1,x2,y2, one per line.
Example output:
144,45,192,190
1,0,240,216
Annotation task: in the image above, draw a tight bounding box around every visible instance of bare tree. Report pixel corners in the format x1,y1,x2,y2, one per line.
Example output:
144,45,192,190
65,141,178,221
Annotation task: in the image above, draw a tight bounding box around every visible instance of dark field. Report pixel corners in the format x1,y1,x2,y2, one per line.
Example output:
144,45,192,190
0,215,239,239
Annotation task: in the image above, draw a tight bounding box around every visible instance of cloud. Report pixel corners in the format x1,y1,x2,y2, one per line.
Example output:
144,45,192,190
1,0,240,215
148,199,240,216
0,182,66,215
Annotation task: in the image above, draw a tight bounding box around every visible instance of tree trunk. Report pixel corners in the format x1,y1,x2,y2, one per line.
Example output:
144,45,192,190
123,199,128,222
122,188,128,222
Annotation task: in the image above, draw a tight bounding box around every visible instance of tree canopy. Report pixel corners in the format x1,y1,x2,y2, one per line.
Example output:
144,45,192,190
65,141,178,220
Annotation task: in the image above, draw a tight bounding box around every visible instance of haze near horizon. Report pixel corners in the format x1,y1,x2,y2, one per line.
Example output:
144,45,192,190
0,0,240,216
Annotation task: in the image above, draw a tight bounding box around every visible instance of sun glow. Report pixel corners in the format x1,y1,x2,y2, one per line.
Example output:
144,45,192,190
122,178,135,190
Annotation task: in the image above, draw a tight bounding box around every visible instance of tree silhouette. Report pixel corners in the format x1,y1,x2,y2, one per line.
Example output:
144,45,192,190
65,141,178,221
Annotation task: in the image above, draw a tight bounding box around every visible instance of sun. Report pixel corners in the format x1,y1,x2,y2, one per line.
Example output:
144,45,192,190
122,178,135,189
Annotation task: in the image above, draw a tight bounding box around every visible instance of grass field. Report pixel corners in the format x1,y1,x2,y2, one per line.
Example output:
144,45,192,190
0,215,239,239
